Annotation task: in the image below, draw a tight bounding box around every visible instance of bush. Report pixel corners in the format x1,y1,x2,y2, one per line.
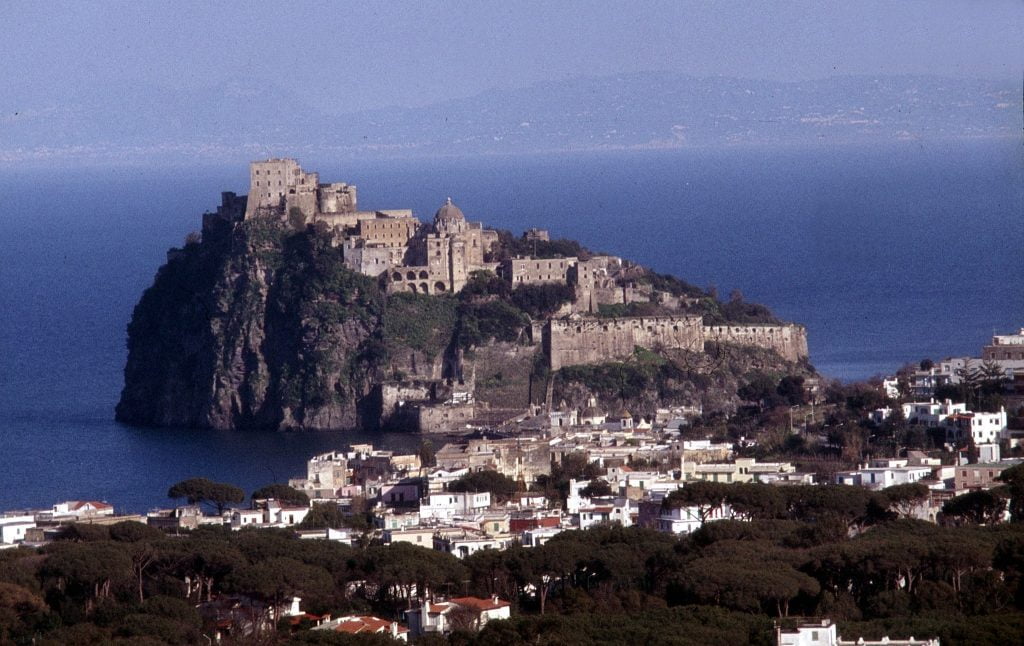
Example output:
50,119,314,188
511,282,576,319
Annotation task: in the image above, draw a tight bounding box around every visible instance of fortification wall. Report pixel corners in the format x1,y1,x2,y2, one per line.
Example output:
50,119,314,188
546,316,703,370
546,317,809,370
701,324,808,362
416,402,476,433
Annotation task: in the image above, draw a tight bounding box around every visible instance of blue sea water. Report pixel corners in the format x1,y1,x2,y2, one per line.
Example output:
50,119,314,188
0,140,1021,511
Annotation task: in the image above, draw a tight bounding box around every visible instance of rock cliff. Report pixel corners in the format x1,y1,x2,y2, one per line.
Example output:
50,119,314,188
116,219,456,431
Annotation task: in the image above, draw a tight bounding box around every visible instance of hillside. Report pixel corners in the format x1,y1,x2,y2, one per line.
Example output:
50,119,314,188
116,216,813,432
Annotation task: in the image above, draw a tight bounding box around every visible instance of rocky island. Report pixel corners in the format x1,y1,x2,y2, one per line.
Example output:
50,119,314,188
116,159,813,432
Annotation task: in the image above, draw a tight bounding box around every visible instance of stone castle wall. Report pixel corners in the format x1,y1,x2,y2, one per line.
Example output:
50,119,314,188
702,323,808,363
546,316,704,370
546,317,809,369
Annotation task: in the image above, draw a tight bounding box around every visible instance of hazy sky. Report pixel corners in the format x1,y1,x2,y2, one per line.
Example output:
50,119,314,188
5,1,1021,113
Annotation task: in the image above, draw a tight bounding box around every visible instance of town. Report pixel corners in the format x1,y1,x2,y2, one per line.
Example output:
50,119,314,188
4,327,1023,644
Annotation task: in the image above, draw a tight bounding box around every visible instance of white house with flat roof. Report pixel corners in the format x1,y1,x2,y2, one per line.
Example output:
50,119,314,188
0,515,35,546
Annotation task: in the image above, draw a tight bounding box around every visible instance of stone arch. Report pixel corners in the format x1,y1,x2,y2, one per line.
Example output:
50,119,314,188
392,271,402,281
419,270,429,280
434,282,446,292
408,283,418,294
406,271,416,281
419,282,429,293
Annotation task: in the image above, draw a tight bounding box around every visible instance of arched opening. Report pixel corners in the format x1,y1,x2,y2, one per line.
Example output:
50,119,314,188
419,282,429,293
406,271,416,281
419,270,429,280
408,283,418,294
392,272,402,281
434,282,446,292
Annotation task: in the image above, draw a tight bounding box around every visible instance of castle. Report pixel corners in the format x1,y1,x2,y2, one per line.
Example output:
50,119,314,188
205,158,809,375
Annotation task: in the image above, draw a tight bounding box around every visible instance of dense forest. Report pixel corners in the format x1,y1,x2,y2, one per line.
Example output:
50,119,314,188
3,477,1024,645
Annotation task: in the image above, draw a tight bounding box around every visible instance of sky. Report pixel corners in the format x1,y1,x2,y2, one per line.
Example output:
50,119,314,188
5,0,1022,114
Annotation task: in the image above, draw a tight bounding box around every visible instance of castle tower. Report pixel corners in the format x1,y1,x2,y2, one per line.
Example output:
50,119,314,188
244,158,319,219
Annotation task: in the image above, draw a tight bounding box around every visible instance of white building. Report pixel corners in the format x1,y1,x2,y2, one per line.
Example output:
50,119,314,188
777,618,939,646
835,459,934,491
882,377,901,399
419,491,491,521
549,409,579,429
230,509,264,529
942,408,1007,445
655,503,732,535
433,531,512,558
295,527,353,545
576,499,634,529
0,515,35,546
265,502,310,527
902,400,967,427
51,500,114,518
521,526,565,547
405,596,511,637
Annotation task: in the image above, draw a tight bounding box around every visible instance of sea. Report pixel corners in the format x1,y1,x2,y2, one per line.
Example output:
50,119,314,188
0,139,1021,512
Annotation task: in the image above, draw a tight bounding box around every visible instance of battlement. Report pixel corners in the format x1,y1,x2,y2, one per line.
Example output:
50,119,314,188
703,323,808,363
545,316,809,370
546,316,703,370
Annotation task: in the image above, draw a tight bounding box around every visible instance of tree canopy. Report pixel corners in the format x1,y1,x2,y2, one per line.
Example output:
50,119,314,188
167,477,245,514
251,483,310,507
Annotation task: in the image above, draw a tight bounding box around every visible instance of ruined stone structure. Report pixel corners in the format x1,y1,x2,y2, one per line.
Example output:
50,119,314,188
505,256,577,286
244,158,358,222
703,323,808,363
415,401,477,433
545,316,809,370
545,316,704,370
523,228,550,242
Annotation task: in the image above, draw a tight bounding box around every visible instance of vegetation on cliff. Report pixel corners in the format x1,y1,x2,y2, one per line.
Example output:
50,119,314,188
554,342,813,418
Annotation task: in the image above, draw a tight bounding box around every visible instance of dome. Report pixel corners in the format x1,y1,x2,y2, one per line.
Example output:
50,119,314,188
434,197,465,223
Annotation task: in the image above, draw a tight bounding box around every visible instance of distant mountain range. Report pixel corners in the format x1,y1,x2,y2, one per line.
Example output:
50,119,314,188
1,72,1019,165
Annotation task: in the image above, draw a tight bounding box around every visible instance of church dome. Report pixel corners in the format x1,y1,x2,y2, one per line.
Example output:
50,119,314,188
434,197,465,224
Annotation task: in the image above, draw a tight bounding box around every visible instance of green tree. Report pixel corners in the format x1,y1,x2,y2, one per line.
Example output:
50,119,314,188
998,462,1024,523
225,557,333,630
167,477,245,514
580,479,613,498
449,470,521,503
298,502,347,530
777,375,806,406
663,482,730,524
942,489,1007,526
40,542,133,613
510,282,577,319
880,483,930,518
725,483,785,521
418,439,437,468
251,483,310,506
